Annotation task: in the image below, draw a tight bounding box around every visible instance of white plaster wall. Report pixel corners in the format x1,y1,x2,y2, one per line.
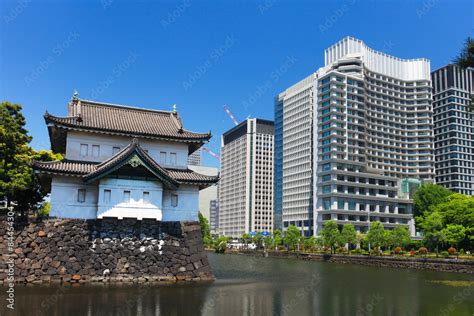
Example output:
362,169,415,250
97,178,163,220
65,131,189,168
162,185,200,221
50,176,98,219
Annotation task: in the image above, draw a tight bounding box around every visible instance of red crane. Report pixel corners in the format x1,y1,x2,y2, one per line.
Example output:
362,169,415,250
202,147,221,161
223,105,239,126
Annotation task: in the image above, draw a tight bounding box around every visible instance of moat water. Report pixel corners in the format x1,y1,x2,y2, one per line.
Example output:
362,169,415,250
2,252,473,315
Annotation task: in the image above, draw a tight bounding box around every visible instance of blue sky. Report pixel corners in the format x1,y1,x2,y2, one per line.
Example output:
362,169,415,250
1,0,473,168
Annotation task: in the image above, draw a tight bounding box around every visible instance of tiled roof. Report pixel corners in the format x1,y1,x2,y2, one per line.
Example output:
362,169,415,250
32,160,97,174
166,168,220,184
83,138,178,188
32,140,218,188
45,99,211,142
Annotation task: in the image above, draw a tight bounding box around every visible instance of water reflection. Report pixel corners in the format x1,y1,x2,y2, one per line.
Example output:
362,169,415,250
2,253,473,315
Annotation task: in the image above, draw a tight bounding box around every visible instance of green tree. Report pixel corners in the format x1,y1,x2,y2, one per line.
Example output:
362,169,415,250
284,225,302,251
454,37,474,69
340,224,357,251
263,234,272,251
454,37,474,111
252,232,263,248
1,102,62,217
1,102,32,212
442,224,466,249
320,220,340,254
198,212,211,246
315,237,324,250
383,229,394,251
213,236,230,253
367,221,385,254
434,194,474,248
413,183,453,218
272,229,282,251
356,232,365,250
419,211,444,253
242,233,251,250
303,236,317,252
391,225,411,248
37,201,50,217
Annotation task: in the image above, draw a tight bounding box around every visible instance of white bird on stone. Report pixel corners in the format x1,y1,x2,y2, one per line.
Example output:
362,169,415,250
103,269,110,276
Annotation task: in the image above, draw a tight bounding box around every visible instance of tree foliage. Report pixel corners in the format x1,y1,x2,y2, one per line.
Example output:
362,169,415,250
434,194,474,229
442,224,466,248
454,37,474,111
419,211,444,252
0,101,63,216
241,233,251,249
304,236,317,252
413,183,453,218
320,220,340,254
383,230,394,250
391,225,411,248
284,225,302,251
272,229,282,250
367,221,385,250
213,236,230,253
454,36,474,69
340,224,357,249
198,212,211,245
416,188,474,250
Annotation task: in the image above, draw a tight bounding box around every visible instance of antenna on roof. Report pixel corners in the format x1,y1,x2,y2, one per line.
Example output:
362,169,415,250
72,90,79,101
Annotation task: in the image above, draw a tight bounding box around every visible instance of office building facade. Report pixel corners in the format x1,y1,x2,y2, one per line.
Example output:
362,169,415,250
276,37,434,236
188,148,202,166
432,64,474,195
218,119,274,237
209,199,219,234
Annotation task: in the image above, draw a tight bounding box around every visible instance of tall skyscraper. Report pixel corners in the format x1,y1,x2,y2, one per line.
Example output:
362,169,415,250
276,75,315,236
218,118,274,237
276,37,434,236
274,97,284,232
432,64,474,195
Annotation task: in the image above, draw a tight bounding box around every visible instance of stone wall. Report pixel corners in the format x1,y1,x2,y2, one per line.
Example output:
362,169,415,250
239,251,474,274
0,218,213,284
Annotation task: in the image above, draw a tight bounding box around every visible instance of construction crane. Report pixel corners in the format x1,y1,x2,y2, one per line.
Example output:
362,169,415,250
223,105,239,126
202,147,221,161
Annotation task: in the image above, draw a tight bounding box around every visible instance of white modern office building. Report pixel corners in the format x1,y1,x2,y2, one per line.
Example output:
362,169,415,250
275,37,434,236
432,64,474,195
218,118,274,237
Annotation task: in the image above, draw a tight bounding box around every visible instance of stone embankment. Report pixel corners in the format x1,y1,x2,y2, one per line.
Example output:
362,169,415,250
0,218,213,284
237,251,474,274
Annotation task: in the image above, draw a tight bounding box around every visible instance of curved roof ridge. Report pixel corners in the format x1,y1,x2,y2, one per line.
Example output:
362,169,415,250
44,99,212,145
79,98,173,114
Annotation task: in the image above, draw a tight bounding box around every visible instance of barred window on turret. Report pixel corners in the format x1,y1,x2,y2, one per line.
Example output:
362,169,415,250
78,189,86,203
171,194,178,207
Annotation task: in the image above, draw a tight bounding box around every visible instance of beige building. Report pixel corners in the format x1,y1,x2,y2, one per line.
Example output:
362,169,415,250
189,165,219,221
218,119,274,237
